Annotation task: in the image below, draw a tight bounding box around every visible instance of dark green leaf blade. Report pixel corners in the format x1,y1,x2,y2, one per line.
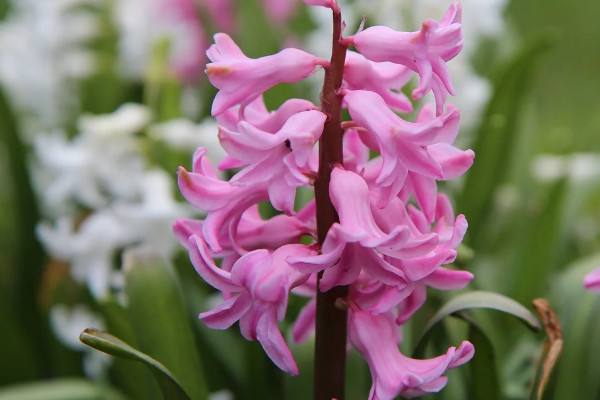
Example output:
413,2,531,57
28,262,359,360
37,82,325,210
459,32,554,246
414,291,540,357
80,329,191,400
468,323,502,400
124,248,208,400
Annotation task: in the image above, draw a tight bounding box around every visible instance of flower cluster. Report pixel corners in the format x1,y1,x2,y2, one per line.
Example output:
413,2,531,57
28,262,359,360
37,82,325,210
175,1,475,398
34,104,223,298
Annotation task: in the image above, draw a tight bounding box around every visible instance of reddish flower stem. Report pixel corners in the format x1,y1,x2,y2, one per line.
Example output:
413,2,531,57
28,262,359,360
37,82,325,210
313,6,348,400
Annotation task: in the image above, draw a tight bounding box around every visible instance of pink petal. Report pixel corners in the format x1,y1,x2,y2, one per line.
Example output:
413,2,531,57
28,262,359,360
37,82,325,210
424,268,473,290
292,299,316,344
348,308,474,400
206,35,327,115
199,292,252,329
330,168,388,241
188,235,240,292
173,218,204,249
256,309,299,375
584,267,600,292
428,143,474,180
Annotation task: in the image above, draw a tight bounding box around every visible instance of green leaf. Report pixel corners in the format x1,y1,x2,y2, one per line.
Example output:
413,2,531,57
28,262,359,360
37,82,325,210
508,179,569,303
80,329,191,400
413,291,540,358
124,248,208,400
0,85,49,380
459,32,554,246
100,297,160,400
468,323,502,400
0,378,126,400
544,253,600,399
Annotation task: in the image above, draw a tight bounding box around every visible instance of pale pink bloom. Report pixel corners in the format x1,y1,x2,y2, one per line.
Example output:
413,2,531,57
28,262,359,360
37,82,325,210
206,33,328,115
177,148,269,251
343,51,413,113
348,308,474,400
220,110,326,214
584,267,600,292
345,90,462,209
174,202,315,263
349,2,462,114
198,0,235,32
397,103,473,221
289,169,445,290
189,236,313,375
290,170,471,317
260,0,298,22
164,0,208,82
215,97,318,141
302,0,340,11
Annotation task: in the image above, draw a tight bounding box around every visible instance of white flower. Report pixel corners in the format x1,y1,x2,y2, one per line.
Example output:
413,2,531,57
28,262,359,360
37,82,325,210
531,153,600,183
33,104,151,215
78,103,152,139
150,118,227,166
0,0,100,127
49,304,111,378
113,169,194,258
38,212,131,297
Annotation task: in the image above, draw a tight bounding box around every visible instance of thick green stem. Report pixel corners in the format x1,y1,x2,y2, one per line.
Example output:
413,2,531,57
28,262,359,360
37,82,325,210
313,7,348,400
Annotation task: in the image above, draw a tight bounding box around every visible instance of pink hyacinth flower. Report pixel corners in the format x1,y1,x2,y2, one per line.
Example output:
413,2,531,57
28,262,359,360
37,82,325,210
206,33,328,115
261,0,297,22
199,0,235,32
159,0,208,83
189,236,315,375
345,90,463,209
219,110,326,214
302,0,340,11
174,202,313,255
343,51,413,113
584,267,600,292
348,307,474,400
398,103,473,221
349,2,462,114
289,168,442,290
177,148,269,251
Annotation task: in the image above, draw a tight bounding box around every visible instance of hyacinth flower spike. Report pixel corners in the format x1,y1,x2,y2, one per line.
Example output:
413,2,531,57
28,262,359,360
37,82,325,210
175,2,475,399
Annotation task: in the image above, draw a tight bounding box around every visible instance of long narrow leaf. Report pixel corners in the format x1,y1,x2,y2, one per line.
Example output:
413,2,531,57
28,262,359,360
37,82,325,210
80,329,191,400
124,248,208,400
459,32,553,246
468,322,502,400
0,86,49,379
414,291,540,357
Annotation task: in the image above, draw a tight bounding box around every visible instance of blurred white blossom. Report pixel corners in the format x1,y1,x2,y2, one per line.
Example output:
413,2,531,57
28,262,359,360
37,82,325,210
531,153,600,183
50,304,111,378
150,118,227,165
34,104,195,298
0,0,100,128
